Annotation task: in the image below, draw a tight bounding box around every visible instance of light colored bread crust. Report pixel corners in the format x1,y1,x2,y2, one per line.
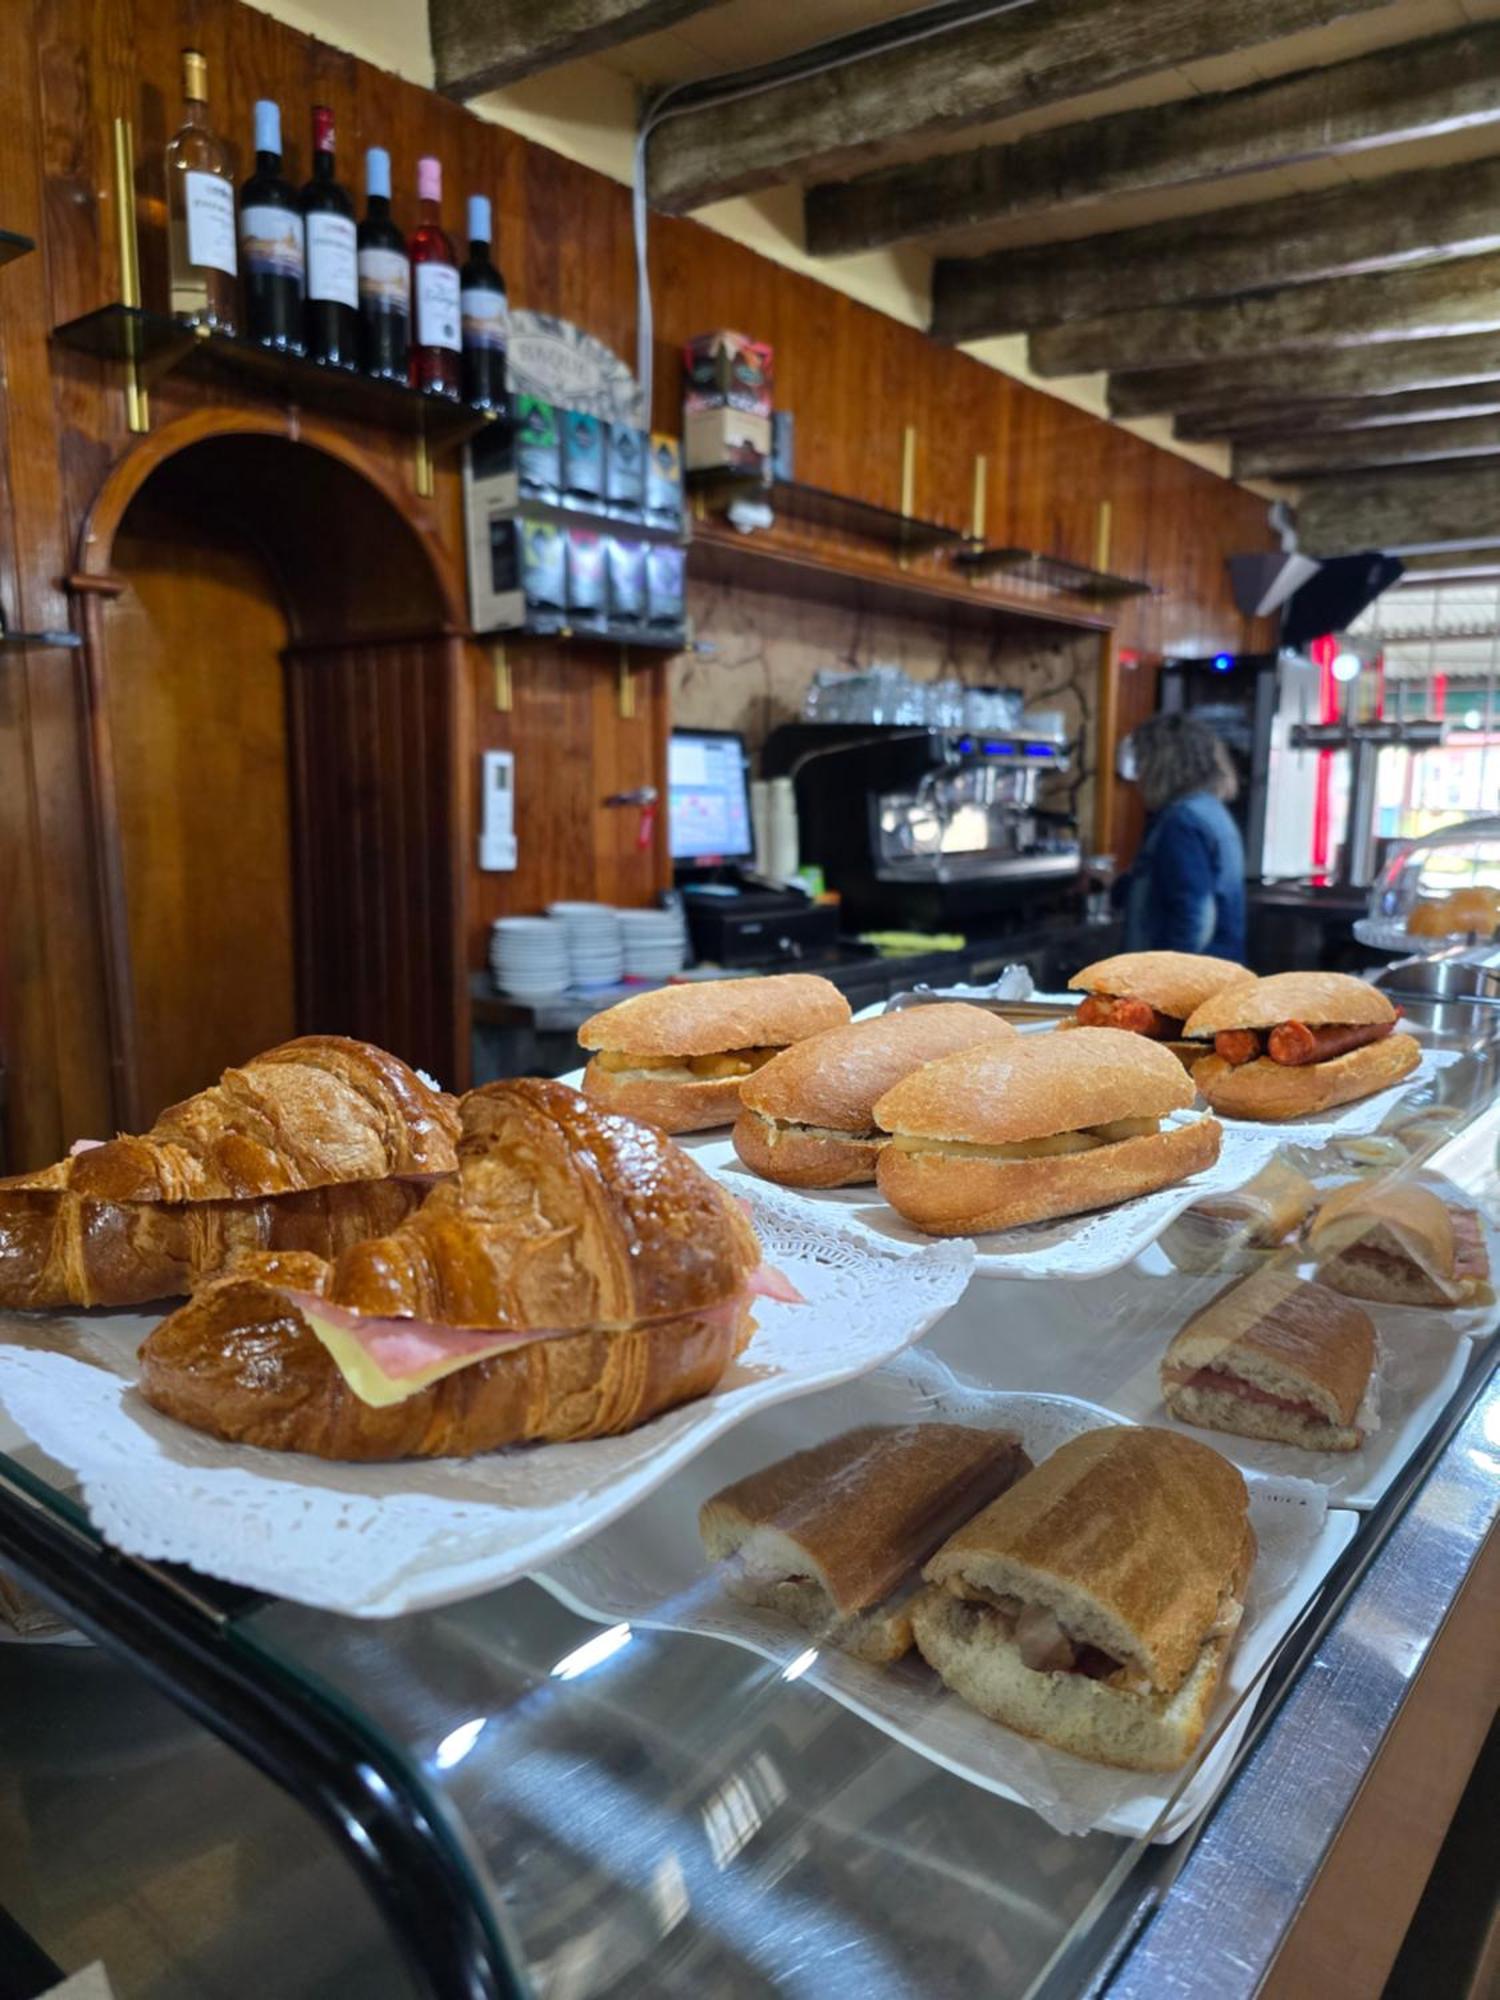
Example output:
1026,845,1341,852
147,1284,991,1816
1190,1157,1319,1244
1192,1033,1420,1121
1068,951,1252,1019
1056,1024,1207,1072
875,1116,1221,1236
1308,1178,1455,1276
874,1026,1196,1147
1183,970,1396,1038
1163,1271,1375,1425
721,1575,918,1664
740,1004,1014,1130
580,1058,747,1134
1163,1381,1363,1453
910,1585,1235,1772
700,1423,1032,1616
578,974,850,1057
731,1110,879,1188
922,1425,1251,1697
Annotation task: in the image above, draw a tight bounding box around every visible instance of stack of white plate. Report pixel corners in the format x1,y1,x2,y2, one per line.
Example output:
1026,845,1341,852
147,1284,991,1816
619,906,688,979
548,902,625,990
490,917,570,1001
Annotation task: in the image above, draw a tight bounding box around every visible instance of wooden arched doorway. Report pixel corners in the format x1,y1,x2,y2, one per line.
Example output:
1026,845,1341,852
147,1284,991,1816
73,411,470,1127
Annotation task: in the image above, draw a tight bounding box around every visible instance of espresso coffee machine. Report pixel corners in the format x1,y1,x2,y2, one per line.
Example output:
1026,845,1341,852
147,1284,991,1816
761,723,1082,929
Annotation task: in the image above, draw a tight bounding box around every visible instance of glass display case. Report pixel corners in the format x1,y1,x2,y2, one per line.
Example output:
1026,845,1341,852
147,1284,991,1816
0,1009,1497,2000
1359,811,1500,952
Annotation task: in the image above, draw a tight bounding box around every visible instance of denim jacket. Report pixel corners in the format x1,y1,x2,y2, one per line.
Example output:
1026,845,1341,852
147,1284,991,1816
1123,791,1246,961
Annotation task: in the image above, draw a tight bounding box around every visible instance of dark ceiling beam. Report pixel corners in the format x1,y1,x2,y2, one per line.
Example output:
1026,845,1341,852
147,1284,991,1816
1297,463,1500,556
1030,251,1500,378
1176,382,1500,444
432,0,723,98
804,24,1500,258
1108,331,1500,420
646,0,1396,213
932,155,1500,342
1235,414,1500,482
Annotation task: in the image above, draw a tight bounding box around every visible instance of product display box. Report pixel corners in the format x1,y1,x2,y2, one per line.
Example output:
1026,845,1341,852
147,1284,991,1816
683,406,773,478
683,330,774,416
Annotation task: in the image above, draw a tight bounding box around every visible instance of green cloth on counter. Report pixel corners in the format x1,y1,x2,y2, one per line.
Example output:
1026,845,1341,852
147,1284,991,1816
857,931,966,956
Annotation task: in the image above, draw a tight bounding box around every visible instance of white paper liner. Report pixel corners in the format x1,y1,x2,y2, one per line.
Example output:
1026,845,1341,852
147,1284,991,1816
534,1349,1348,1842
691,1123,1282,1281
0,1184,973,1619
1202,1048,1462,1148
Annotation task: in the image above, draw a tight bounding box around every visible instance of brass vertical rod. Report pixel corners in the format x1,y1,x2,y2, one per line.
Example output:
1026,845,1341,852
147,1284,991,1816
490,641,512,712
970,454,988,544
112,117,148,434
617,649,636,720
1096,498,1113,575
414,418,434,499
900,425,917,516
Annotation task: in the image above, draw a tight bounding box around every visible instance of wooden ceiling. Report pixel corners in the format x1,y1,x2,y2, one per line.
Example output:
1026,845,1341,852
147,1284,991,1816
433,0,1500,559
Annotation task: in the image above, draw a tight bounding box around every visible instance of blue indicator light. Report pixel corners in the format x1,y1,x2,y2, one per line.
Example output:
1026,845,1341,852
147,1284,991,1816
1212,653,1234,672
1024,743,1055,757
956,735,974,754
982,739,1018,756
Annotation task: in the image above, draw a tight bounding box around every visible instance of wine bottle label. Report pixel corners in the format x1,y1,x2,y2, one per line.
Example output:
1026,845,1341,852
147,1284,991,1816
415,263,461,352
306,212,358,308
359,245,410,319
240,203,304,285
461,286,509,350
185,172,237,277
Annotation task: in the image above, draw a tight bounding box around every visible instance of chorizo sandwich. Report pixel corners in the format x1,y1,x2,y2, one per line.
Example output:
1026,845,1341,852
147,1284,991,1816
872,1026,1221,1236
911,1427,1255,1771
732,1003,1015,1189
1161,1270,1377,1453
700,1423,1032,1663
1308,1179,1492,1308
1067,950,1252,1067
138,1080,788,1461
578,974,851,1134
1183,972,1419,1121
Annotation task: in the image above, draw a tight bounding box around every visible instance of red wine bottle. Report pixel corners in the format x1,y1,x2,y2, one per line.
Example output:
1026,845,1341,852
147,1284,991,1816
238,100,303,354
409,156,461,401
300,105,359,371
461,193,509,411
357,146,410,385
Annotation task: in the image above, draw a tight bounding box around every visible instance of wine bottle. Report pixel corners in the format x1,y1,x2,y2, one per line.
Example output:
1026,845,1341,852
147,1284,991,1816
408,156,461,401
460,194,509,411
300,105,359,370
238,100,304,354
357,147,410,385
165,49,237,332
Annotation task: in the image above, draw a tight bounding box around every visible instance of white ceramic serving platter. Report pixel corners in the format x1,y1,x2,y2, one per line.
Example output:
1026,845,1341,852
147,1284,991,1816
0,1184,972,1619
535,1351,1355,1843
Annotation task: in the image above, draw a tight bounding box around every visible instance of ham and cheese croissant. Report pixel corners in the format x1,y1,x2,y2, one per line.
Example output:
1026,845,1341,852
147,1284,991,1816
138,1078,770,1461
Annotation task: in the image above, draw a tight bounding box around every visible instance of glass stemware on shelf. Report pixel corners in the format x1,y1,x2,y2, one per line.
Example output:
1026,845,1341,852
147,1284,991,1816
803,666,1024,732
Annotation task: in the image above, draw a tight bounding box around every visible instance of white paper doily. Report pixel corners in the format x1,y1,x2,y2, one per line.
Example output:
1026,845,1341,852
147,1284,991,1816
536,1352,1348,1841
1203,1048,1461,1148
0,1185,973,1618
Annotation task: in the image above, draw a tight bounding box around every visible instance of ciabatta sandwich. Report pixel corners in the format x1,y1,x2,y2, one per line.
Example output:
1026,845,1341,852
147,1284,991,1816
732,1004,1015,1189
1067,951,1251,1068
873,1027,1220,1236
700,1423,1031,1663
1159,1157,1318,1275
912,1426,1254,1772
579,974,851,1134
1161,1270,1377,1452
1184,972,1419,1121
1308,1179,1492,1307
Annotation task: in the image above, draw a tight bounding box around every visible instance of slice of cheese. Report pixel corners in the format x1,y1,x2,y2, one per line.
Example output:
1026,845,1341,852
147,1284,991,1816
291,1293,543,1409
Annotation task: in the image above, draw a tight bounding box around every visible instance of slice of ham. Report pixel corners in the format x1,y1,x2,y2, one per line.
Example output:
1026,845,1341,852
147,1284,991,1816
747,1262,804,1306
1165,1362,1329,1423
1076,994,1184,1039
1015,1601,1077,1673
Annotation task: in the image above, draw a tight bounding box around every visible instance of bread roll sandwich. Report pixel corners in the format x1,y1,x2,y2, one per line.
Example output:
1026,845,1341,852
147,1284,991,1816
1183,972,1419,1121
1067,951,1252,1068
872,1027,1221,1236
1407,885,1500,938
579,974,851,1134
139,1080,779,1461
912,1426,1254,1771
1161,1270,1377,1452
700,1423,1032,1663
1159,1157,1318,1275
732,1004,1015,1189
1308,1179,1492,1307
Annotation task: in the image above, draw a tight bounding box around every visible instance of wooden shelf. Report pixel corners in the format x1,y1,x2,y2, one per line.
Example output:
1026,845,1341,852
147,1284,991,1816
52,304,501,450
0,230,34,267
953,545,1153,600
689,469,971,554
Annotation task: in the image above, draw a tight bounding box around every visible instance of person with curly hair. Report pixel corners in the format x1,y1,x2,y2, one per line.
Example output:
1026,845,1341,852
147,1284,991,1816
1116,713,1246,960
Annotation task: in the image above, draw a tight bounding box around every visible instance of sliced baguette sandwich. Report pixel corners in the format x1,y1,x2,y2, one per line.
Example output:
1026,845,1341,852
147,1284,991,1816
1067,950,1252,1068
1158,1156,1318,1275
700,1423,1031,1663
732,1004,1015,1189
912,1426,1254,1772
1161,1270,1377,1452
1183,971,1419,1121
579,974,851,1134
873,1026,1220,1236
1308,1179,1492,1307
